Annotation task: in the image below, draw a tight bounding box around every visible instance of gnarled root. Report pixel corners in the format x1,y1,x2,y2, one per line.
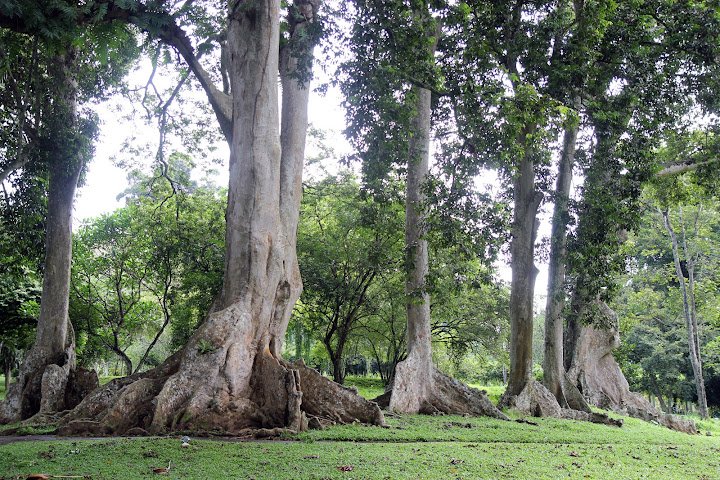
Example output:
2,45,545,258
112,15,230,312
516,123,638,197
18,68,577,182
289,358,384,426
500,379,622,427
567,323,696,434
57,306,385,436
0,341,97,425
382,352,509,421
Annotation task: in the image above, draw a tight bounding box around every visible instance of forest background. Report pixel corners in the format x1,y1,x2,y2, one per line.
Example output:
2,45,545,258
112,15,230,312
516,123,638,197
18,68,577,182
1,0,720,428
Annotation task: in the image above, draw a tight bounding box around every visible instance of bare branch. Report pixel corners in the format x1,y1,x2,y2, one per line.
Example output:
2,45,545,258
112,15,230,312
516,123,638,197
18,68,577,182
655,157,718,177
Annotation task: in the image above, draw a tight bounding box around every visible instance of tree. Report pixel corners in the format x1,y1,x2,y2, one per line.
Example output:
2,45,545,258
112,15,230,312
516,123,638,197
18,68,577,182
445,0,570,407
71,208,164,376
0,21,134,421
560,0,720,430
643,174,720,419
341,0,508,419
659,204,710,419
355,272,407,387
35,0,384,434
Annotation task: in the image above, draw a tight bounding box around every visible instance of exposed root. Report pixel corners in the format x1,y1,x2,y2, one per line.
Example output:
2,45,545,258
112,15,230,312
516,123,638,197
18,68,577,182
56,344,384,435
383,354,509,421
567,322,697,434
500,379,622,427
290,358,385,426
0,342,96,424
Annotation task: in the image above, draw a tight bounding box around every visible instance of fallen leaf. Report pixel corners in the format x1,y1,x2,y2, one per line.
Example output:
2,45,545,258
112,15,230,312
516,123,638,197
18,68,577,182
569,451,580,457
303,455,320,459
153,461,172,474
27,475,52,480
337,465,354,472
450,458,464,465
666,446,678,450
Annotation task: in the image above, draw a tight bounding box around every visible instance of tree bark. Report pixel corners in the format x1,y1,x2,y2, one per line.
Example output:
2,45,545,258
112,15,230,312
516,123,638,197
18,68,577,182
565,300,697,434
543,122,577,405
502,126,542,402
661,207,709,419
0,50,85,423
388,83,434,414
57,1,384,435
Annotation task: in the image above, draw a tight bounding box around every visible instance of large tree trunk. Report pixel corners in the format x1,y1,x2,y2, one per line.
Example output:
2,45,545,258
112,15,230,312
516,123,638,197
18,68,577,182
388,83,435,414
564,299,697,434
543,122,577,406
58,0,384,435
661,207,709,419
0,50,90,423
501,126,543,403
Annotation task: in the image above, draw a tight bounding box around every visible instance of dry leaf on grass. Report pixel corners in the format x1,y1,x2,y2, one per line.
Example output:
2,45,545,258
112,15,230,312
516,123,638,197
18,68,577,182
153,461,172,474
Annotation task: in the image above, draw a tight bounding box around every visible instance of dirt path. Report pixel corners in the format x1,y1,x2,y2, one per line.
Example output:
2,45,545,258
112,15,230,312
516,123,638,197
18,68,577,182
0,434,290,446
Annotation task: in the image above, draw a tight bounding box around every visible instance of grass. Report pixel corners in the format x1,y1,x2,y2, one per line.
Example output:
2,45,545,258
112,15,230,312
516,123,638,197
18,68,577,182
345,376,386,400
1,413,719,479
1,376,719,479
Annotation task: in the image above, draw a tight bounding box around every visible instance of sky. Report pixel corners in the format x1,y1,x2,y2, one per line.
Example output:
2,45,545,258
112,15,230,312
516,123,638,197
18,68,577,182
73,68,352,226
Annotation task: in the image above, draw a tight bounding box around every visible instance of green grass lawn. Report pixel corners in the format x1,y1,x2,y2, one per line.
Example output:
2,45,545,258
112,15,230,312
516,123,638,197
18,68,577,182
1,376,719,479
1,412,719,479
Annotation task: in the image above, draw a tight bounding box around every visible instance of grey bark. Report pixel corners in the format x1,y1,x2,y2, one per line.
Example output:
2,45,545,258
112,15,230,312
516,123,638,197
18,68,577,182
543,122,577,405
388,84,434,414
502,125,543,402
660,206,709,419
387,18,505,420
565,300,697,434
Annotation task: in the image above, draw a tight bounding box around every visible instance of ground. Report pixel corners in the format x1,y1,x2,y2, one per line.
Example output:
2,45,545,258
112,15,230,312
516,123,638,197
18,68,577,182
1,377,719,479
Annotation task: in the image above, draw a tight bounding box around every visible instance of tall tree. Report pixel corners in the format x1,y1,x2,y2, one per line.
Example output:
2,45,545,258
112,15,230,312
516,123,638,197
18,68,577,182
0,21,134,420
388,6,440,414
563,2,720,431
342,0,508,418
446,0,564,404
13,0,384,434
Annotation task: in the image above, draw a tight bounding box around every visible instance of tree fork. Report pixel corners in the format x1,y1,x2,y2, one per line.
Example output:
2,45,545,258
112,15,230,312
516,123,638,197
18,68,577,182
55,0,384,435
